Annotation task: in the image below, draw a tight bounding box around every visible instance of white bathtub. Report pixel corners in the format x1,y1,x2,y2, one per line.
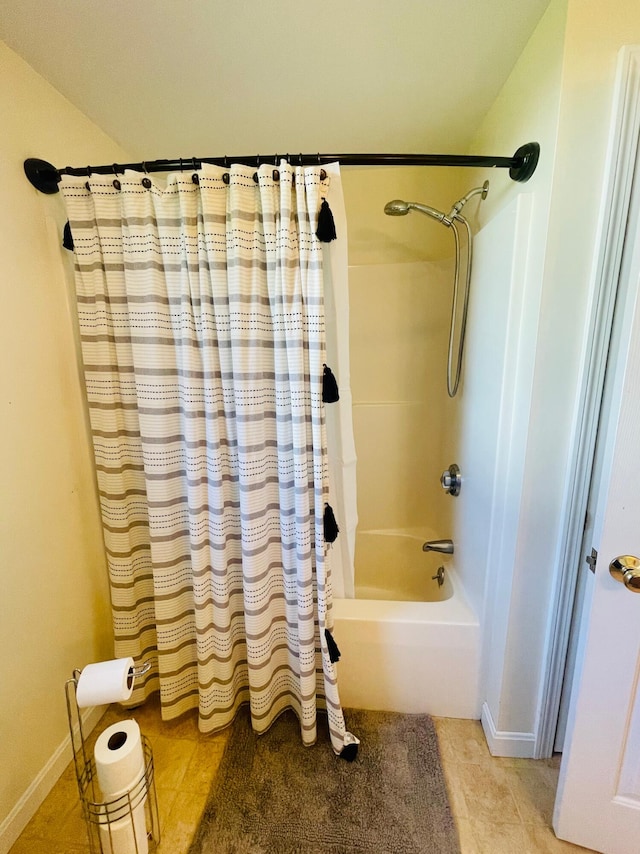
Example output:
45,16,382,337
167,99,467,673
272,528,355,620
332,530,480,718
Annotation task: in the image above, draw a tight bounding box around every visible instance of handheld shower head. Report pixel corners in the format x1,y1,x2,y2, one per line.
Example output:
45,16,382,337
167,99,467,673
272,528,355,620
410,202,450,224
384,199,411,216
384,199,450,224
384,181,489,226
382,181,489,398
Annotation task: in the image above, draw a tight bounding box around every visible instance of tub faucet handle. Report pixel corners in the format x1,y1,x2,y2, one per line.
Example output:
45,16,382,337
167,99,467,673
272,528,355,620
441,463,461,496
422,539,454,554
432,566,446,587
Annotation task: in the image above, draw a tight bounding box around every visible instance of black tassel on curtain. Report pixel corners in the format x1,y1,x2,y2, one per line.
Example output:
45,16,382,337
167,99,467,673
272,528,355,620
62,221,74,251
323,503,339,543
322,365,339,402
316,198,337,242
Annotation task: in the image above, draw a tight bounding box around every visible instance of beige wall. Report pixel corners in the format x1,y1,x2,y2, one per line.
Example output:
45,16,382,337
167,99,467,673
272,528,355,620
0,41,130,838
343,162,465,558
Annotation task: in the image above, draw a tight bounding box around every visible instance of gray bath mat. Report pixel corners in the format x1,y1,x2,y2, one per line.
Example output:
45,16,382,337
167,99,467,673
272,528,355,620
188,707,460,854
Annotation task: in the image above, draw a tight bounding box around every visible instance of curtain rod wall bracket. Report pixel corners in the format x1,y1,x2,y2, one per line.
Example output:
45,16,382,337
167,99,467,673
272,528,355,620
24,158,61,194
509,142,540,183
24,143,541,195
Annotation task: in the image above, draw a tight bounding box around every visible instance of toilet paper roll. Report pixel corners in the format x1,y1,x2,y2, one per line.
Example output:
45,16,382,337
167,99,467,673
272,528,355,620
76,658,135,708
98,798,149,854
94,719,144,797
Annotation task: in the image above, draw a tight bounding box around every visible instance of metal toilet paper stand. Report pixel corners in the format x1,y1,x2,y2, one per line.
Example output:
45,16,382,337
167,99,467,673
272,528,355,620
65,662,161,853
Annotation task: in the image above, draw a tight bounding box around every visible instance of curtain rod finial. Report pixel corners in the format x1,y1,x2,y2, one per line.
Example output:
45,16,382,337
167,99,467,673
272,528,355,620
24,158,61,194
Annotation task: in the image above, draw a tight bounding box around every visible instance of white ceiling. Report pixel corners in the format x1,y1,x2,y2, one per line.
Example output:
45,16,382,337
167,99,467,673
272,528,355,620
1,0,551,161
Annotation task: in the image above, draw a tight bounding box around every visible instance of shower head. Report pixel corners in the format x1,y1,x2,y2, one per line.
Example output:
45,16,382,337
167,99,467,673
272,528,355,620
384,199,411,216
384,199,450,224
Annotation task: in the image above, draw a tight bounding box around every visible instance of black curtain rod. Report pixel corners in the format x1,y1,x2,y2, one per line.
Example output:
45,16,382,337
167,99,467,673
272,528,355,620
24,142,539,194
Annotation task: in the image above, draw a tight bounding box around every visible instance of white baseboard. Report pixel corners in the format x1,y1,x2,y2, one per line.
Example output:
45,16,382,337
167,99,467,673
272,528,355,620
0,704,105,854
481,702,536,758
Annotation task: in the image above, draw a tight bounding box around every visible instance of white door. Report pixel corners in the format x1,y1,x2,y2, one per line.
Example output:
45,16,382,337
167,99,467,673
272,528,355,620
553,149,640,851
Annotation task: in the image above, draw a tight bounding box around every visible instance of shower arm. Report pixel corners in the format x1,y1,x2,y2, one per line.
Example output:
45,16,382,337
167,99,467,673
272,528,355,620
447,183,489,221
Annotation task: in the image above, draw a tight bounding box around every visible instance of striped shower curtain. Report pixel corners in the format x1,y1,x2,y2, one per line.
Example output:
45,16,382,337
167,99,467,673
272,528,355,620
60,161,357,755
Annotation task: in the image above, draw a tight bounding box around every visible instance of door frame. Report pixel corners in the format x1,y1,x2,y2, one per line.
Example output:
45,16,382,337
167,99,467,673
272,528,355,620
535,45,640,758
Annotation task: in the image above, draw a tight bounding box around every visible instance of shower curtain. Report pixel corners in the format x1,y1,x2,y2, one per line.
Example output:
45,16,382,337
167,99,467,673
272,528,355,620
60,161,357,755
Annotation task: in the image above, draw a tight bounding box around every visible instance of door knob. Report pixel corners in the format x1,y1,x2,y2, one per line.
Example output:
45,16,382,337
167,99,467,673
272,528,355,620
609,555,640,592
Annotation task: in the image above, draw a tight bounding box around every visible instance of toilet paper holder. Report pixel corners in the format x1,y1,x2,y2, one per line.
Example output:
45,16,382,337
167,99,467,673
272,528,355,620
65,661,160,853
130,661,152,679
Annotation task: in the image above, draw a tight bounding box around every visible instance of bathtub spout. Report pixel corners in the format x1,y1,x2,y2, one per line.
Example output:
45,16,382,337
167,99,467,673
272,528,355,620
422,539,454,554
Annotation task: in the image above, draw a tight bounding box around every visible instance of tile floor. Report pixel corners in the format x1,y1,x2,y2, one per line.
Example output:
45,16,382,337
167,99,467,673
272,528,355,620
433,717,593,853
9,700,595,854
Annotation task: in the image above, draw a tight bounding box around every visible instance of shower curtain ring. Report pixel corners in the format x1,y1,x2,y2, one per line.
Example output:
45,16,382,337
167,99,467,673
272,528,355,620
179,158,184,172
192,157,198,171
224,155,229,168
299,153,303,166
141,162,152,188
